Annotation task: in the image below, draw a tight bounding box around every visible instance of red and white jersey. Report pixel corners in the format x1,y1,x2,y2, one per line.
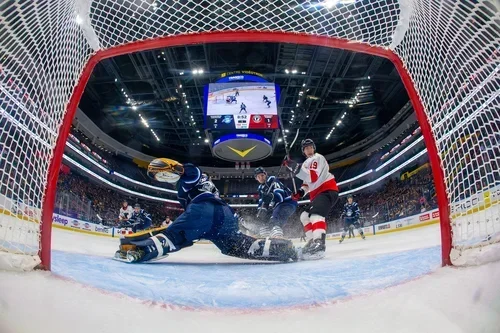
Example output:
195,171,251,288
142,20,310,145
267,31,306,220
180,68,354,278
119,206,134,221
296,153,338,200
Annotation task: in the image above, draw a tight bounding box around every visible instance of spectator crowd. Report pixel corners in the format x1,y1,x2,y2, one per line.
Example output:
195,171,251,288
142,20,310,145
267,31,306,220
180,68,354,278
52,157,438,239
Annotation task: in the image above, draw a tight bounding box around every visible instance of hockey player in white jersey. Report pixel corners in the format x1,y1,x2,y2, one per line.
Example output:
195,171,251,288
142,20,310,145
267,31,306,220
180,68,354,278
284,139,339,259
118,200,134,222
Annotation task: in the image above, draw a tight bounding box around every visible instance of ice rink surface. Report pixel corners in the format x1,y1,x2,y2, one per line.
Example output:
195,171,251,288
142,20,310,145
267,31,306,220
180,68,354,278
1,224,499,333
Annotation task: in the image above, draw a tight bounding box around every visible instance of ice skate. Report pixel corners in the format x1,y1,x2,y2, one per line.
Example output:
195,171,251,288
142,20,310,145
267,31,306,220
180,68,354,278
301,235,326,260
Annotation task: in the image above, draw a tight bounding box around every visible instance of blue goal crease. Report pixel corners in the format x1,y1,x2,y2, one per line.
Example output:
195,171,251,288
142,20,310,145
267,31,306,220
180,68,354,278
51,246,441,309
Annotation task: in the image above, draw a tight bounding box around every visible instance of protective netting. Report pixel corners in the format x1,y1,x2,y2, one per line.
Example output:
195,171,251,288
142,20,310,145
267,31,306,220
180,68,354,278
0,0,498,269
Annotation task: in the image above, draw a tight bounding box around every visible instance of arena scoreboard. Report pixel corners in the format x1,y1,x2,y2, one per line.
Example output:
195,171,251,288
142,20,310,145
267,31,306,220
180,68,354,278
204,82,280,130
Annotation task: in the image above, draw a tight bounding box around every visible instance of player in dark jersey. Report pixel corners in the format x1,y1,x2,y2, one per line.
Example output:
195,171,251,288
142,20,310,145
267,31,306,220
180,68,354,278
254,167,297,238
339,195,365,243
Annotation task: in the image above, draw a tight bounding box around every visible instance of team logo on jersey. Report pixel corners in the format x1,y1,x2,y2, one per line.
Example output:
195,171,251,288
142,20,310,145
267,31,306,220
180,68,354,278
252,115,262,123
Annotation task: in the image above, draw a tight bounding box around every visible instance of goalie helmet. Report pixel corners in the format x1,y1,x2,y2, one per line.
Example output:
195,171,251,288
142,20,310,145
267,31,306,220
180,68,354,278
147,158,182,184
301,138,316,155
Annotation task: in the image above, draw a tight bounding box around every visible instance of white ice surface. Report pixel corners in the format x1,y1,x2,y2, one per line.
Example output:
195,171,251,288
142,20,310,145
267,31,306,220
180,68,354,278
1,224,499,333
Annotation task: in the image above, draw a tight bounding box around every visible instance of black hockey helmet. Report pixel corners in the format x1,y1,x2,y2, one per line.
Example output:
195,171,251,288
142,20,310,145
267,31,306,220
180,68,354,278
301,138,316,155
254,166,267,177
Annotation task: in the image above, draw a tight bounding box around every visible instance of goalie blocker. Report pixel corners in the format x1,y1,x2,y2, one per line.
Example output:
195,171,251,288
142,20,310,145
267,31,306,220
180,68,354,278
115,159,299,263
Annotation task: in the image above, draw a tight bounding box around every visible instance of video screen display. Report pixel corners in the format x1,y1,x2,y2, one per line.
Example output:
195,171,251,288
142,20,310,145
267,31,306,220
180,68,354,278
204,82,279,130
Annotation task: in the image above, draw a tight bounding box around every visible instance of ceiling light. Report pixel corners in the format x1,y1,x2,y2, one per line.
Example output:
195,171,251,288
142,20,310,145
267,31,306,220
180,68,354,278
302,83,306,87
198,136,201,139
292,69,297,74
121,88,124,91
132,106,137,110
196,130,199,133
179,72,184,75
199,69,204,74
114,78,117,82
285,69,290,74
296,104,299,107
185,101,188,104
341,114,345,119
349,104,353,108
179,84,182,88
285,129,289,133
187,105,190,108
193,69,198,74
368,76,371,79
301,72,306,75
291,110,294,113
306,115,309,118
204,139,209,143
278,138,282,142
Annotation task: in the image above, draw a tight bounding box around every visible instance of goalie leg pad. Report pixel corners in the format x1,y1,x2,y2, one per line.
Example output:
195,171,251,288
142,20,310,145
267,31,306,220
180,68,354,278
212,233,297,262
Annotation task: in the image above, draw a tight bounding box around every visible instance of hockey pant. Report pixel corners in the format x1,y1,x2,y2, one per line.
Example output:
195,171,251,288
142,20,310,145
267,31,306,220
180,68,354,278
118,200,297,263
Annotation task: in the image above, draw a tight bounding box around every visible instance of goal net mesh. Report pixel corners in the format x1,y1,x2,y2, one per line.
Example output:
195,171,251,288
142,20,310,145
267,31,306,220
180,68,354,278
0,0,498,270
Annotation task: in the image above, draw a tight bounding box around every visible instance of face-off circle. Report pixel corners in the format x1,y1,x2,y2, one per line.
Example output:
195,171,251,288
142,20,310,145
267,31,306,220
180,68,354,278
212,133,272,162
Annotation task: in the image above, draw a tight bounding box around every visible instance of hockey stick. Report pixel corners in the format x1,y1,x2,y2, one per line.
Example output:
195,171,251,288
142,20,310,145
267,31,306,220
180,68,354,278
281,126,300,193
256,128,300,218
265,127,300,195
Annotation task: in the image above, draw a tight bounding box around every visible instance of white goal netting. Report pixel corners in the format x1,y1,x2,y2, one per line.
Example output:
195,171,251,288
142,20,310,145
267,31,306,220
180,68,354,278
0,0,498,270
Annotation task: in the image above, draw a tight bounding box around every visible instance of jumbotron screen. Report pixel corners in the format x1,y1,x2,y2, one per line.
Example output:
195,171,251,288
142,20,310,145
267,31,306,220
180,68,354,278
204,82,280,130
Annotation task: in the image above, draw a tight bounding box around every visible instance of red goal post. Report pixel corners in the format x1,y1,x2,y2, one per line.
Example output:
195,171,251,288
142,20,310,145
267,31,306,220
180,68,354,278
0,1,498,270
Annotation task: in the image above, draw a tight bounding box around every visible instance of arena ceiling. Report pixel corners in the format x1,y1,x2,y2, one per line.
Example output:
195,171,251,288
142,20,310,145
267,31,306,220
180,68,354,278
78,42,411,167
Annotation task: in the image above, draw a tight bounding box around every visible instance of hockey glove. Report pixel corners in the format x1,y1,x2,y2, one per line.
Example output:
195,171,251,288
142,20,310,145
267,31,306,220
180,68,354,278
292,188,305,201
283,158,301,175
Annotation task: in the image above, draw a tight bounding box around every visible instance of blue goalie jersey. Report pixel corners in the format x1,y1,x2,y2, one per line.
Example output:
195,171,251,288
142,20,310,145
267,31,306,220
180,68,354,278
177,164,222,210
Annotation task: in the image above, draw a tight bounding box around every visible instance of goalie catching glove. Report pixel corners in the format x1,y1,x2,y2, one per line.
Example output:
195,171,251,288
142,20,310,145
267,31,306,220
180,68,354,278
147,158,184,184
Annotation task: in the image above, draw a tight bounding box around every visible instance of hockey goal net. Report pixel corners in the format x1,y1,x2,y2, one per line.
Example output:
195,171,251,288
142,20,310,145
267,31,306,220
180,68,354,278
0,0,498,270
211,95,227,104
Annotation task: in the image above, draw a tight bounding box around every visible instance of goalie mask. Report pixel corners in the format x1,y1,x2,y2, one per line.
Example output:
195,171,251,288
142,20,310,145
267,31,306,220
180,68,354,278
147,158,183,184
152,171,181,184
